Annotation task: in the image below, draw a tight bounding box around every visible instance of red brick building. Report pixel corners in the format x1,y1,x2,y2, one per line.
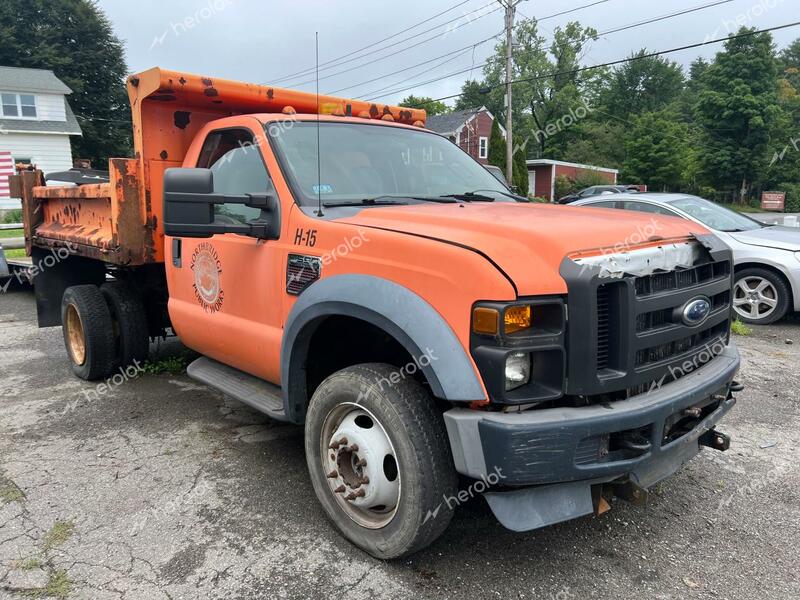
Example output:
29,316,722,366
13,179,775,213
425,106,504,165
526,159,618,201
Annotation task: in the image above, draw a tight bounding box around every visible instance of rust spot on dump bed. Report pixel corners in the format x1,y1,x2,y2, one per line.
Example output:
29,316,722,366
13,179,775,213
174,111,191,129
160,150,169,160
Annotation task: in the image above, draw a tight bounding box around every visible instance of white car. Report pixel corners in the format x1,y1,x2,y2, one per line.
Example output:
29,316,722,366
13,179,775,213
572,193,800,325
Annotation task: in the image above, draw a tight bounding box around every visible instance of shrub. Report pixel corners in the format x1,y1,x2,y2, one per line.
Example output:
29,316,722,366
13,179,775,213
3,209,22,224
779,183,800,212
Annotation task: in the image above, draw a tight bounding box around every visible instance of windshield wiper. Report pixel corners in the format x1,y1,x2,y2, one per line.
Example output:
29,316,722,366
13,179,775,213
439,191,495,202
324,194,460,207
441,189,528,202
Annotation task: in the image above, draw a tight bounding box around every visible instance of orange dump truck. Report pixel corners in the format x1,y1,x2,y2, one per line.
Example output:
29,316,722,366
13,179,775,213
9,67,740,558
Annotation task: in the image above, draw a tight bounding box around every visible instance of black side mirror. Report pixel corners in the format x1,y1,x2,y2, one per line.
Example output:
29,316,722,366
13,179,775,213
163,168,281,240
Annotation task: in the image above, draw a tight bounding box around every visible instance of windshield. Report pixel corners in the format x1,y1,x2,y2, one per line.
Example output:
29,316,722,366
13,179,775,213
268,121,512,206
667,196,764,232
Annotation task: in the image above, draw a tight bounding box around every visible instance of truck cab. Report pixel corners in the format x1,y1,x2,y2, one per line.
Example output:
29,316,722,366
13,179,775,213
11,68,740,559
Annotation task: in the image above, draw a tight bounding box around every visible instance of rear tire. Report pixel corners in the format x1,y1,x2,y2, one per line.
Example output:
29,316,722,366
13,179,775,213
101,281,150,369
733,267,790,325
61,285,116,381
305,363,457,559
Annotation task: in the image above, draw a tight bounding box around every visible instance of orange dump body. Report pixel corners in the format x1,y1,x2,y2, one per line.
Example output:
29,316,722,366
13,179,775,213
20,67,426,265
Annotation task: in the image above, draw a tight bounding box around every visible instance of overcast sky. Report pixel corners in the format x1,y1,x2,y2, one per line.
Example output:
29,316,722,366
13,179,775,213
97,0,799,107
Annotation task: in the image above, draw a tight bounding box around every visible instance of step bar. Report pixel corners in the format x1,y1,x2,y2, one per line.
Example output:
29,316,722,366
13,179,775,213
187,357,288,421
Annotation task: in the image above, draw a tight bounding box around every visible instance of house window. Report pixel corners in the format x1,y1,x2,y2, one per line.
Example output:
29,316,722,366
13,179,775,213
478,136,488,159
1,93,37,119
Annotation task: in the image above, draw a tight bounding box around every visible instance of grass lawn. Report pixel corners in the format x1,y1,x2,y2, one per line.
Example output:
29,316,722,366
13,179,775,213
0,229,26,258
725,204,766,214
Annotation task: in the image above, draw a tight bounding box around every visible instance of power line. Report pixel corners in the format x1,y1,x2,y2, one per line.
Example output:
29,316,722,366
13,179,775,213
284,4,502,89
268,1,498,86
352,48,476,100
327,32,502,95
596,0,734,37
331,0,618,97
365,0,740,101
427,21,800,104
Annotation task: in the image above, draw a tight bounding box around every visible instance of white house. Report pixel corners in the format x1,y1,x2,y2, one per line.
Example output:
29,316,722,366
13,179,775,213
0,66,82,202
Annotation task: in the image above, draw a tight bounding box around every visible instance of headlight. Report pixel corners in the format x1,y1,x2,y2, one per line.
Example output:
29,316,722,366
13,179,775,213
505,352,531,391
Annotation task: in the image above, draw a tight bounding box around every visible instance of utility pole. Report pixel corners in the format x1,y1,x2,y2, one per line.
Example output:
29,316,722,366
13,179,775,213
501,0,520,185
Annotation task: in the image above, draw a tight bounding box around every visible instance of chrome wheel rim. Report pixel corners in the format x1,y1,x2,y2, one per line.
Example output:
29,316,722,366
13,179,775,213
319,402,400,529
733,276,778,321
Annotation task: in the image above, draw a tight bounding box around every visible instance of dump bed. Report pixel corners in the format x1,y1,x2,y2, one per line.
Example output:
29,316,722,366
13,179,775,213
14,67,426,266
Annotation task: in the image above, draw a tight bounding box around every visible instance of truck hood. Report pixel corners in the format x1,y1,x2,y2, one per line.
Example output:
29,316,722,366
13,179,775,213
338,202,710,295
728,226,800,252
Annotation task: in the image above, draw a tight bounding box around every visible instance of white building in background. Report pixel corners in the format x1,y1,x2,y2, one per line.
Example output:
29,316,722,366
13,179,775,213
0,66,82,204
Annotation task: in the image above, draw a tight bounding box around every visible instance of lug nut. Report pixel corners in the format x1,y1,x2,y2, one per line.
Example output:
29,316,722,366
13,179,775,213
326,470,338,479
355,458,367,467
361,476,370,485
334,484,346,493
345,489,366,501
348,444,359,452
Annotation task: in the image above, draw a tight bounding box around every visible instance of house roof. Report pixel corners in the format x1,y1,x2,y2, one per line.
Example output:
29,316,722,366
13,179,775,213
425,108,483,135
526,158,619,174
0,99,82,135
0,66,72,95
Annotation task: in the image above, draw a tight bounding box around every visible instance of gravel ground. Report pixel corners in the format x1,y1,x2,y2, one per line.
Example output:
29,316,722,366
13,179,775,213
1,286,799,600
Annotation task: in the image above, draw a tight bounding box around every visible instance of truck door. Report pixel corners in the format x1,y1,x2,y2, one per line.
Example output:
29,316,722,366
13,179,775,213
168,125,285,384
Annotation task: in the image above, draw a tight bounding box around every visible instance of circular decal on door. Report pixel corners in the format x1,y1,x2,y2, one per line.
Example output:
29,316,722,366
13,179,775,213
190,242,224,313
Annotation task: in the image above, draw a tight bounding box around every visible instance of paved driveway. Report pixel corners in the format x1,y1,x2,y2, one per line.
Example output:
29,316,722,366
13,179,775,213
1,288,799,599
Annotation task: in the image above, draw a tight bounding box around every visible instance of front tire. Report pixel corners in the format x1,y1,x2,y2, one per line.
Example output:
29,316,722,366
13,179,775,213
305,363,457,559
733,268,790,325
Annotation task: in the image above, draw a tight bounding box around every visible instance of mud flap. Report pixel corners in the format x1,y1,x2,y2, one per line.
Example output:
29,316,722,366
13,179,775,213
483,480,595,532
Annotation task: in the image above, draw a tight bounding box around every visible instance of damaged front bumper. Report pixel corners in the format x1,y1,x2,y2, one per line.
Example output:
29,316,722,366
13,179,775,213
443,343,740,531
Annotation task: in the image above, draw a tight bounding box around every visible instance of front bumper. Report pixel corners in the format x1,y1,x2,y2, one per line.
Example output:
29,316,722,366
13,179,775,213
444,343,739,529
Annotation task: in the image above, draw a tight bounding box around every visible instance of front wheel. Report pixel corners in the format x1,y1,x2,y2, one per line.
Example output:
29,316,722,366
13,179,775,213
305,363,457,559
733,268,791,325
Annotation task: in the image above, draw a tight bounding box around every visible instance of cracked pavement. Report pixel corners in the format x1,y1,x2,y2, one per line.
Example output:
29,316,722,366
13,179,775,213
1,287,799,599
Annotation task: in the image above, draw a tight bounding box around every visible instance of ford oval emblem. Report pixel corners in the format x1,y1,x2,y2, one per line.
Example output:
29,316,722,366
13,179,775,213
682,296,711,326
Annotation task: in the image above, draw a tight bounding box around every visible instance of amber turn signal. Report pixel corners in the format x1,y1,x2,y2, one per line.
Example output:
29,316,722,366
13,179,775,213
472,307,499,335
504,305,532,334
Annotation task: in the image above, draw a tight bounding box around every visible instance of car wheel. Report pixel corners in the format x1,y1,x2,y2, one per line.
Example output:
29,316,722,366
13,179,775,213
305,363,457,559
61,285,117,381
733,268,791,325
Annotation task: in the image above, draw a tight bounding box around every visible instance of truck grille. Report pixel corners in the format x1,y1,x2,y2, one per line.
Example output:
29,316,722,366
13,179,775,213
561,237,734,399
596,261,731,379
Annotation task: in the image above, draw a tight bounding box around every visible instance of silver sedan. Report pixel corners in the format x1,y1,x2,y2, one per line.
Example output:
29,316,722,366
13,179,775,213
572,193,800,325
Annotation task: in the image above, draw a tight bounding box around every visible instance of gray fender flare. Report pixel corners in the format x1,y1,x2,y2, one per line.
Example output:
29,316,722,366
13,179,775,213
281,274,485,421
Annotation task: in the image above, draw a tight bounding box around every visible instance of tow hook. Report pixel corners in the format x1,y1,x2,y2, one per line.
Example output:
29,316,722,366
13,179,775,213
699,429,731,452
730,380,744,393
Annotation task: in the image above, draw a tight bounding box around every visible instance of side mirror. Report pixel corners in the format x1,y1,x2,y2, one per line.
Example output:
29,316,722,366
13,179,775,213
163,168,280,240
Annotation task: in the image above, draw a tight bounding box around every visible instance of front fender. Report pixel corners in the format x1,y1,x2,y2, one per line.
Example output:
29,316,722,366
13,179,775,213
281,274,486,421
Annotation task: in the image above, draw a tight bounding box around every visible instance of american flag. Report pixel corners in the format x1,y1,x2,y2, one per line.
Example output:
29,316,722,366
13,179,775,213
0,151,13,199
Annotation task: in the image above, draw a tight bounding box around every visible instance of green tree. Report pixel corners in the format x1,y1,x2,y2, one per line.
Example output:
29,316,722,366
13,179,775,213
694,28,780,200
454,80,494,112
0,0,131,166
600,50,685,124
622,109,690,191
486,119,528,195
399,95,449,115
482,19,599,157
